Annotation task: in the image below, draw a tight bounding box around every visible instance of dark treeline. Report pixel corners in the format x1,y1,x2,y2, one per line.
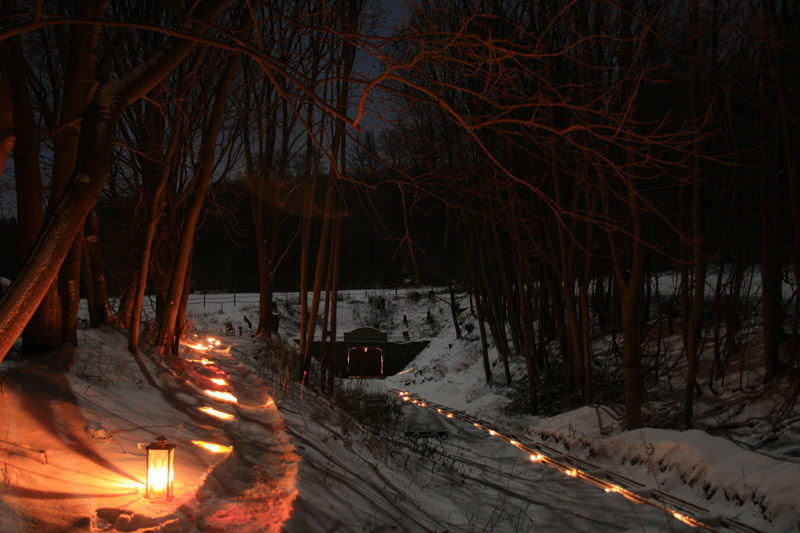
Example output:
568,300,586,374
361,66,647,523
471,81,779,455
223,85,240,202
366,0,800,428
0,0,798,428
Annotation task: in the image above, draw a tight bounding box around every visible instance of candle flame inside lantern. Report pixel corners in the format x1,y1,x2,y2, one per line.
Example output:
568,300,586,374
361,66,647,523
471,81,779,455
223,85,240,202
146,437,175,501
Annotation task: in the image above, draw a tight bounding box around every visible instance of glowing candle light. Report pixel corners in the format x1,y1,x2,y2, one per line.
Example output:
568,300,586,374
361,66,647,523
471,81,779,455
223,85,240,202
209,378,227,386
672,512,699,527
146,436,175,500
204,390,238,403
185,358,215,365
530,453,543,462
192,440,233,453
198,406,233,420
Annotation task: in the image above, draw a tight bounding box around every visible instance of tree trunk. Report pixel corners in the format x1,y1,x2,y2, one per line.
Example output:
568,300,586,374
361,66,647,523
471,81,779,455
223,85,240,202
0,54,14,174
8,32,62,354
684,5,707,426
0,0,236,364
466,224,492,385
128,119,181,352
84,210,112,327
300,179,336,382
516,248,537,413
157,50,240,354
326,203,344,390
448,284,462,340
50,1,107,348
760,130,783,379
475,219,511,385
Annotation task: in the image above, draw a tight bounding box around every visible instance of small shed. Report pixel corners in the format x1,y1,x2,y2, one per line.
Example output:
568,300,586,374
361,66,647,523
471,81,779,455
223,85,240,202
343,327,387,378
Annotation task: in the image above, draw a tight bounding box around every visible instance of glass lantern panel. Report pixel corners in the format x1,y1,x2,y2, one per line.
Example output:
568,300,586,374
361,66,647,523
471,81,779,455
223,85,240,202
146,448,174,499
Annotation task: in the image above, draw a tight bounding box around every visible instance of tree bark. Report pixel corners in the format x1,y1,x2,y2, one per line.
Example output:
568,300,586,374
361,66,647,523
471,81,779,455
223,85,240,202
50,0,107,348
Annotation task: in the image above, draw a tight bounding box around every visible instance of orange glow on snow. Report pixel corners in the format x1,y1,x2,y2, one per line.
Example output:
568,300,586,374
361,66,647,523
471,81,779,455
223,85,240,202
530,453,544,462
204,390,238,403
186,358,214,365
209,377,228,386
206,337,222,347
192,440,233,453
198,406,234,420
672,512,699,527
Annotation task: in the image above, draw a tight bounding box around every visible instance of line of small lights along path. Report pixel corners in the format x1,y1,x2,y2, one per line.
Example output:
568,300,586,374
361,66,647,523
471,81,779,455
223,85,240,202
392,389,766,533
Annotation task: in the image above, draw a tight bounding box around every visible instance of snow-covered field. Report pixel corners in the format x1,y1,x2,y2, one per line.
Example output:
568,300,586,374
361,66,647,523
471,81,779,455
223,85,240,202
0,287,798,532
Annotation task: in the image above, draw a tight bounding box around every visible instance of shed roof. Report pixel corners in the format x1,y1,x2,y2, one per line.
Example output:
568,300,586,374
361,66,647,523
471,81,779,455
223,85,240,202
343,327,387,343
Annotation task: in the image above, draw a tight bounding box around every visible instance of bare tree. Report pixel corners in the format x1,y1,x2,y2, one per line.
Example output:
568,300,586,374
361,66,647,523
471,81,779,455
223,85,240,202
0,0,237,364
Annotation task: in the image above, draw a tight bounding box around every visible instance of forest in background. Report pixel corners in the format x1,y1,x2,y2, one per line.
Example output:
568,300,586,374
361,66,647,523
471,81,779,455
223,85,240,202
0,0,798,431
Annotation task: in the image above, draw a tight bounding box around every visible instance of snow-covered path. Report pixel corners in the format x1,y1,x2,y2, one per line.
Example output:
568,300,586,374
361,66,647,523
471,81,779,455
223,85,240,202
186,343,299,531
0,327,298,532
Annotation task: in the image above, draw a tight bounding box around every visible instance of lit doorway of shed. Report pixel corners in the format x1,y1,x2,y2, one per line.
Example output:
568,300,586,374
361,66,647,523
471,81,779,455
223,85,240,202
347,347,384,378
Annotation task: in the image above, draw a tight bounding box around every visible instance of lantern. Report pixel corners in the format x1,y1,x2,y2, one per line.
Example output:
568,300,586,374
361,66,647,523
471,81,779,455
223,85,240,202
146,436,175,500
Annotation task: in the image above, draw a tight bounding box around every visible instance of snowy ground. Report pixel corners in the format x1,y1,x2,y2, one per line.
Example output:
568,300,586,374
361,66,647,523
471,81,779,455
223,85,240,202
0,287,798,532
